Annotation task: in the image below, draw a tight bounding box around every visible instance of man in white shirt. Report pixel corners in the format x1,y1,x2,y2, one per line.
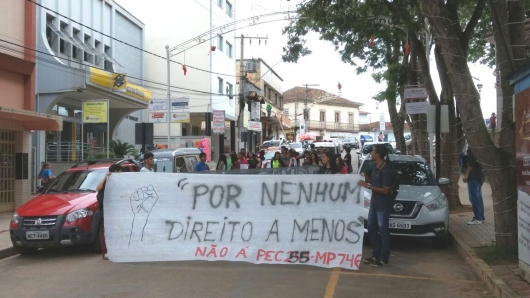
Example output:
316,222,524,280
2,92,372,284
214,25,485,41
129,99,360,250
141,152,155,172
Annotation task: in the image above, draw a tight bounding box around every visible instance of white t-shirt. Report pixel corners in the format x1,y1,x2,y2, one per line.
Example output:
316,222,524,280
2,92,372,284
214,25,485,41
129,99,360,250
140,167,154,172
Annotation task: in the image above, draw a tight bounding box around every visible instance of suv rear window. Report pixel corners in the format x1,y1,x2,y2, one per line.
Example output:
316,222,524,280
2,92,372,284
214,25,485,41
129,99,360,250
44,170,105,193
362,143,394,155
360,160,435,186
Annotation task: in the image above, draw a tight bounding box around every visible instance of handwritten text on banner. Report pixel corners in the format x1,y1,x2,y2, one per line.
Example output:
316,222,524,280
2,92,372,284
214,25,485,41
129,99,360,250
104,173,365,269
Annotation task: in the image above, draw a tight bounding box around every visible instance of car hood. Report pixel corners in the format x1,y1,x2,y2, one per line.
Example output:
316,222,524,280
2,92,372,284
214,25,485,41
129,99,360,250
365,185,442,203
16,192,97,216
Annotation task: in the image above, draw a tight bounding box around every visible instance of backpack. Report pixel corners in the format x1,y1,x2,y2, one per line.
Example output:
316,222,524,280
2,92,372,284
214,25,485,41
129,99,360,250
388,164,400,200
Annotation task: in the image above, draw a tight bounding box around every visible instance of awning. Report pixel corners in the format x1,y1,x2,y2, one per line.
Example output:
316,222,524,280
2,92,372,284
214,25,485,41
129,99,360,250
0,107,62,131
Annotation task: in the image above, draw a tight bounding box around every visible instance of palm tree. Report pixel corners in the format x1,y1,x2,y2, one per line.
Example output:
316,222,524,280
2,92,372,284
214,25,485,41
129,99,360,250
110,139,137,158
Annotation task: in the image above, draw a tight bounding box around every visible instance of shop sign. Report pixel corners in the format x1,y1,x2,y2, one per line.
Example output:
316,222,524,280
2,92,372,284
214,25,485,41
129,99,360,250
170,112,190,123
149,99,168,111
148,112,167,123
249,121,262,132
83,101,108,123
171,98,190,110
213,110,225,134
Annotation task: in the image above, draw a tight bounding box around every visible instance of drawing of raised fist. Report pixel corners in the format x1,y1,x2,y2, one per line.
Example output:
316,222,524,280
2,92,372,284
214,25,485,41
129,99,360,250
128,185,159,246
130,185,159,215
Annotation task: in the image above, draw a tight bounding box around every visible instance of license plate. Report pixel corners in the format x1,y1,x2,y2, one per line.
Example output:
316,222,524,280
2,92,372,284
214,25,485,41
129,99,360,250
389,221,411,229
26,231,49,240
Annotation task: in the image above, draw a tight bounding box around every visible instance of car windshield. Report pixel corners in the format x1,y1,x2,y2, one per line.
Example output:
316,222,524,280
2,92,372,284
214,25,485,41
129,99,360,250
270,141,281,147
344,138,354,141
290,143,302,148
362,143,394,155
360,160,435,186
44,170,106,193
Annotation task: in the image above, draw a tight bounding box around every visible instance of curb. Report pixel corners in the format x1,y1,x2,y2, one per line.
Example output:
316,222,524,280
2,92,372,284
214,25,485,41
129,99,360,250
450,229,520,298
0,246,17,260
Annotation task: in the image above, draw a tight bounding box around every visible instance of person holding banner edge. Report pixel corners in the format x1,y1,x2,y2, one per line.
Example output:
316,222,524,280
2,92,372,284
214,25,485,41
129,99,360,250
358,144,394,267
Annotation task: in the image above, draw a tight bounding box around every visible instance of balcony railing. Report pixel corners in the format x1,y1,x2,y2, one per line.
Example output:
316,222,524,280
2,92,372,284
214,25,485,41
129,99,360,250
46,142,110,162
291,120,360,132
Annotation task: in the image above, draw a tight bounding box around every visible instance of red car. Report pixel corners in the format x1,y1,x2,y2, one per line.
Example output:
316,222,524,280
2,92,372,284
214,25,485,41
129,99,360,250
9,159,140,255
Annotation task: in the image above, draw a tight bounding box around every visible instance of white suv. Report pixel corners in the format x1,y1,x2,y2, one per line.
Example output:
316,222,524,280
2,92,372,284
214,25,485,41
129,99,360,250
359,154,450,248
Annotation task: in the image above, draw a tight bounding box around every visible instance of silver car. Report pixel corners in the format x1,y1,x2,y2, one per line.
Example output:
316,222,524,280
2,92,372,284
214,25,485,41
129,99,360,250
357,142,394,168
359,154,450,248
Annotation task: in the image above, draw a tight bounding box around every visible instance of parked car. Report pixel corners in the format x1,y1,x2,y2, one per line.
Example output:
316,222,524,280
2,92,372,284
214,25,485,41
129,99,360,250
359,154,450,248
289,142,304,155
404,133,412,147
356,142,394,167
313,141,340,155
9,159,141,255
342,137,360,150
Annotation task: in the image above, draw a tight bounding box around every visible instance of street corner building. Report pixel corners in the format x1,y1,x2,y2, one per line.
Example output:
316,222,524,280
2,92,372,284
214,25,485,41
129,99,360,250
0,0,62,212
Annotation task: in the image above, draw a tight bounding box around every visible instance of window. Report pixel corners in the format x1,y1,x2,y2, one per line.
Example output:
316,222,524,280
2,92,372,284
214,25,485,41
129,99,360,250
275,94,278,105
59,22,70,55
94,40,102,66
335,112,340,123
320,111,326,122
226,1,232,17
217,0,223,8
45,14,56,49
226,82,233,97
283,108,289,117
104,45,113,71
218,36,224,52
226,41,232,58
84,34,94,63
218,77,224,94
348,113,353,124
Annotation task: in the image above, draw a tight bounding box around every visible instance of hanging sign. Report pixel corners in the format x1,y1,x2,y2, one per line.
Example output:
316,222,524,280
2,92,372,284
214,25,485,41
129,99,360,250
83,101,108,123
149,99,168,111
170,112,190,123
299,119,306,136
148,112,167,123
104,173,365,269
213,110,225,134
251,102,261,120
379,113,385,131
404,87,428,100
248,120,262,132
406,101,429,114
171,98,190,110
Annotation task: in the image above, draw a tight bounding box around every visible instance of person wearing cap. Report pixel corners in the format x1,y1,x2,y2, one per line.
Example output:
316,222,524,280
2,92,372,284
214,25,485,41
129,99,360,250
490,112,497,133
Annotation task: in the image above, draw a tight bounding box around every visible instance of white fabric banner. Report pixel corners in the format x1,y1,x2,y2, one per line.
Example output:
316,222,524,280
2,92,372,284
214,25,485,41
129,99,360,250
104,173,365,270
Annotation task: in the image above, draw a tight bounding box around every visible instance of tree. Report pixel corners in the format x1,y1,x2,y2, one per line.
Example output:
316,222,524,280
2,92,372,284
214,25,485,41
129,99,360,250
421,0,522,250
110,140,137,158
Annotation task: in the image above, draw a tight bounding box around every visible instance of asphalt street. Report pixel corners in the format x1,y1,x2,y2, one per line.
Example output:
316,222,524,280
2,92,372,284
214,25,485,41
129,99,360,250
0,237,491,298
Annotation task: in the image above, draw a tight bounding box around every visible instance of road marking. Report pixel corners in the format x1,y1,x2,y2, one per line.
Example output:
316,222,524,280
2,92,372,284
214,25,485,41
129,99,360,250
340,271,479,283
324,267,341,298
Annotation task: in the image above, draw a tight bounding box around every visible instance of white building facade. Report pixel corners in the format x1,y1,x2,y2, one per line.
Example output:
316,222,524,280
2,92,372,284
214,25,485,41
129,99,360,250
117,0,237,160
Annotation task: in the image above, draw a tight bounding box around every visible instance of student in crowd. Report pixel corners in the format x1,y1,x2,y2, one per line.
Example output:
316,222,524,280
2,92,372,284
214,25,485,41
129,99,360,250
280,146,291,167
344,147,353,173
310,152,320,166
96,164,122,260
230,152,240,170
141,152,155,172
247,152,259,169
217,154,227,171
319,151,337,174
272,152,283,168
194,152,210,172
302,151,312,166
336,156,349,174
238,152,249,165
289,149,298,167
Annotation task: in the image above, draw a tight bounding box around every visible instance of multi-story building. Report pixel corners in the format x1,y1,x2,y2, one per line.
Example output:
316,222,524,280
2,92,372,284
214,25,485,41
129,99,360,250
34,0,148,174
0,0,62,211
119,0,237,161
236,58,288,147
282,87,362,141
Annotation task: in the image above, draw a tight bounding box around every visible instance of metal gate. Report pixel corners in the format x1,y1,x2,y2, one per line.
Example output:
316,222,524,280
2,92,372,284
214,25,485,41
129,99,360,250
0,131,15,212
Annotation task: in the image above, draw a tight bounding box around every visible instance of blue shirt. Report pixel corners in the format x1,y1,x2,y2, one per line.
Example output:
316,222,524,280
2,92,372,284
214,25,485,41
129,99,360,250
194,162,209,172
370,162,394,209
39,169,52,182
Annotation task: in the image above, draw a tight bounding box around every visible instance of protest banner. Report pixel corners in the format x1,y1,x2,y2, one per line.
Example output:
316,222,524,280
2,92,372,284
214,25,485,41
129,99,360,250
104,173,365,270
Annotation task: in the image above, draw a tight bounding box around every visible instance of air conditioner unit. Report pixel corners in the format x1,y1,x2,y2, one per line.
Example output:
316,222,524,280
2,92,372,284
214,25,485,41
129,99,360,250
245,62,257,73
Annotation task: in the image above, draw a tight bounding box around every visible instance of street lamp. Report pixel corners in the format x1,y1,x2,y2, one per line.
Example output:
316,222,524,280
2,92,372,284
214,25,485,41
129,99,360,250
477,83,483,95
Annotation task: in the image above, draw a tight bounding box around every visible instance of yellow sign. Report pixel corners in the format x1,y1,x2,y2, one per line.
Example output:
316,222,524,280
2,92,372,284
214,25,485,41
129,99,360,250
88,67,151,102
83,101,108,123
170,112,190,123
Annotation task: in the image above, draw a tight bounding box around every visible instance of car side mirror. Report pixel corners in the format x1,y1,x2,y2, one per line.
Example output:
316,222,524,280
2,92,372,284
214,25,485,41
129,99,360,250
438,177,450,185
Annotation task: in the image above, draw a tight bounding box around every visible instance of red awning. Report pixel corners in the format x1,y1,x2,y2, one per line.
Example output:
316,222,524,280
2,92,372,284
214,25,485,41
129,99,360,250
0,107,63,131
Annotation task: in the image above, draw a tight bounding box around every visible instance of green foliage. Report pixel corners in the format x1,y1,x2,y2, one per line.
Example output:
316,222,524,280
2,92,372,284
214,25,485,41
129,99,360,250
109,139,137,158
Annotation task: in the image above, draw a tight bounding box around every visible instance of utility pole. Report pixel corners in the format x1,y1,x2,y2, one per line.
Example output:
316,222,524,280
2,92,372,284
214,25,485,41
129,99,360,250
236,35,268,151
165,45,171,148
303,84,319,121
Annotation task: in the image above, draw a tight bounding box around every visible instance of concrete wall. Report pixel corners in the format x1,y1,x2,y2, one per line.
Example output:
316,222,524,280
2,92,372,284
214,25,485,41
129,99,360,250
0,0,25,60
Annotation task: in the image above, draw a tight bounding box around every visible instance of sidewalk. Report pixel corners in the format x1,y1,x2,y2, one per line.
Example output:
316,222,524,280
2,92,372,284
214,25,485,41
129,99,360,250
450,180,530,297
0,212,15,259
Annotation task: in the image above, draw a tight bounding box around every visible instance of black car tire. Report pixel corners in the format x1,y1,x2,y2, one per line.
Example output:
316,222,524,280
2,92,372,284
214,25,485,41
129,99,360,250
13,245,38,255
92,225,102,253
432,234,449,249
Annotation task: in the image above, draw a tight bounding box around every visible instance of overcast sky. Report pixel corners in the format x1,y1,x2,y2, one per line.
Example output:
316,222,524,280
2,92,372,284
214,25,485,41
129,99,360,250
234,0,497,123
